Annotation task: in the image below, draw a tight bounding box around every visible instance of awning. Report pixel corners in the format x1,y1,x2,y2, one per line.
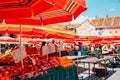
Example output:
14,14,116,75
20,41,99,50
0,0,53,18
2,0,87,25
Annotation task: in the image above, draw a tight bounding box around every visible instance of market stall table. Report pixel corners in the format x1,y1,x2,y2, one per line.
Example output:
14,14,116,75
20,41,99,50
64,56,88,60
110,54,120,58
88,52,102,58
28,65,78,80
74,56,114,80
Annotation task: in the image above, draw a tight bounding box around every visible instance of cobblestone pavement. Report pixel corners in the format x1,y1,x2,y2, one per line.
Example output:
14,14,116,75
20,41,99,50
78,63,120,80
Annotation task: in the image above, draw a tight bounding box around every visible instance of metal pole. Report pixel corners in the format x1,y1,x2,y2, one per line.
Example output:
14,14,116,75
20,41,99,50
94,63,96,80
104,60,106,80
20,19,24,68
0,44,1,54
88,63,90,80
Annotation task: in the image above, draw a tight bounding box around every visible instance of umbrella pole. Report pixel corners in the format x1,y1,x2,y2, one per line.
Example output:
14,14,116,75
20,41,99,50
20,21,24,68
59,51,61,57
47,54,48,61
0,44,1,54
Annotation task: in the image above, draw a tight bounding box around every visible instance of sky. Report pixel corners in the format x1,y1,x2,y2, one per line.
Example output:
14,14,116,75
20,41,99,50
70,0,120,24
82,0,120,18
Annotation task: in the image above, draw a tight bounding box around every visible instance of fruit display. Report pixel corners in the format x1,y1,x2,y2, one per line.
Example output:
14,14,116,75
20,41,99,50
26,47,38,55
0,55,15,66
0,55,60,80
0,54,76,80
53,57,76,68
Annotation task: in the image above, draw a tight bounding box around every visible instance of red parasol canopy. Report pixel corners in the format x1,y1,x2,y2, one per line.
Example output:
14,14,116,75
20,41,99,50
2,0,87,25
0,24,78,39
0,36,18,42
27,38,43,44
0,24,47,35
0,0,53,19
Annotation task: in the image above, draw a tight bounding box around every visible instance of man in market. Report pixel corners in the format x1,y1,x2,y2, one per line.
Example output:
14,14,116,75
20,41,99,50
77,42,84,56
78,42,83,51
49,39,58,57
108,44,115,54
102,44,109,55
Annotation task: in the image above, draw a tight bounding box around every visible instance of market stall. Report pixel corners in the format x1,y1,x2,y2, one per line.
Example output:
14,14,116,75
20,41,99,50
0,53,78,80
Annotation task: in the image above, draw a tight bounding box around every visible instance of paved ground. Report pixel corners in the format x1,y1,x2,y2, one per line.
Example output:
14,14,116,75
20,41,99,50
77,63,120,80
107,67,120,80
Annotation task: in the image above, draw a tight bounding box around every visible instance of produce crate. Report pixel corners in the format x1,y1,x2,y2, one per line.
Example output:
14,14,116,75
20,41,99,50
78,51,87,56
68,52,75,56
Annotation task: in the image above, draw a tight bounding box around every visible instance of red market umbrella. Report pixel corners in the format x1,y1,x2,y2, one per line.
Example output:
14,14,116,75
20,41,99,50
75,36,98,41
0,36,18,42
21,27,76,39
0,24,79,39
54,32,74,39
0,25,7,34
21,34,45,38
63,39,74,43
39,26,76,39
16,38,42,43
0,24,47,35
3,0,87,25
0,0,53,19
27,38,43,44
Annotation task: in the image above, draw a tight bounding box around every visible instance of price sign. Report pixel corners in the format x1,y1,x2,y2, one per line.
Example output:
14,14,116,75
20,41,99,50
12,48,21,63
58,44,64,51
49,44,56,53
20,46,27,59
12,46,27,63
42,45,49,56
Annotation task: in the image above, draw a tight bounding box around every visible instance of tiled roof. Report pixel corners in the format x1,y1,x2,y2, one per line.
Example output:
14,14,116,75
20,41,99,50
90,16,120,28
47,23,80,29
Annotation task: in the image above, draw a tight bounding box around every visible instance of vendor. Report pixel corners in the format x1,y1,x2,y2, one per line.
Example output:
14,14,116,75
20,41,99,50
102,44,109,55
78,42,83,51
40,41,46,56
49,39,58,56
108,44,115,54
112,47,116,54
